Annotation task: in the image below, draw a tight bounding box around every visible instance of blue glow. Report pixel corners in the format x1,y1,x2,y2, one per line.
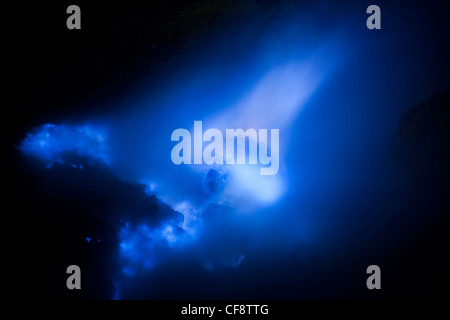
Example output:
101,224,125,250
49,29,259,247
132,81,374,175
19,22,351,298
20,21,341,294
118,221,189,277
20,123,109,167
228,254,245,268
18,1,449,299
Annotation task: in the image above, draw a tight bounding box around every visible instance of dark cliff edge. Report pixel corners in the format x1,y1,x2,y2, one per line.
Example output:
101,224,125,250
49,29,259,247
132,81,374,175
10,152,183,299
392,86,450,182
386,87,450,298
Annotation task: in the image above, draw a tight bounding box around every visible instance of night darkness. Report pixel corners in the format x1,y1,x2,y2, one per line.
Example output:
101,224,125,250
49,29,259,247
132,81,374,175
6,0,450,302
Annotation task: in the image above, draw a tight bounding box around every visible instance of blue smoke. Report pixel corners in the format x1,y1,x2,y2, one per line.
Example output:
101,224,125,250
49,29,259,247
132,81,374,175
19,123,109,168
18,0,449,299
17,13,356,297
119,221,189,277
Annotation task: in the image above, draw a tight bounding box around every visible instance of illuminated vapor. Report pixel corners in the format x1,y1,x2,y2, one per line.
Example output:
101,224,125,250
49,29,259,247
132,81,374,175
19,123,109,167
118,221,189,277
186,60,328,206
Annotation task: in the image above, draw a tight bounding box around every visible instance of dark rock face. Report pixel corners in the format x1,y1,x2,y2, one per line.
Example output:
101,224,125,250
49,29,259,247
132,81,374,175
387,87,450,299
392,86,450,178
11,154,182,299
